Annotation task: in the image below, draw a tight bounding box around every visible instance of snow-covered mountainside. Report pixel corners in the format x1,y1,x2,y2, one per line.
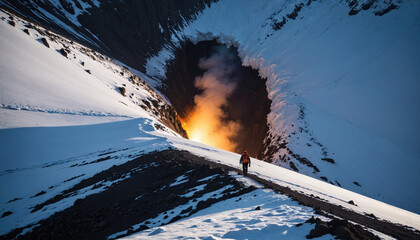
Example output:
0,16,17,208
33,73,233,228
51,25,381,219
145,0,420,214
0,1,420,239
0,8,187,136
2,0,419,215
0,0,215,71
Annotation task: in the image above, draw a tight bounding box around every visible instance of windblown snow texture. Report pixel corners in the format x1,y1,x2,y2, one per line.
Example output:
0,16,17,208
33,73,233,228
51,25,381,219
2,0,419,213
0,1,420,239
145,0,420,214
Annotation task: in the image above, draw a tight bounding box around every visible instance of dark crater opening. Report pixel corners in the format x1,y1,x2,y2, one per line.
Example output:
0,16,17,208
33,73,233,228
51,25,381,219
162,40,271,158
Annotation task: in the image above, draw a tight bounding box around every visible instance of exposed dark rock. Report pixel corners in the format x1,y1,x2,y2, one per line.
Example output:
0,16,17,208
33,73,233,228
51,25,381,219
63,174,85,183
59,0,75,15
142,99,151,109
321,158,335,164
118,87,126,96
83,156,112,165
335,180,341,187
23,28,29,35
353,181,361,187
41,37,50,48
91,183,103,190
1,211,12,218
85,69,91,74
305,216,321,224
150,99,159,108
348,200,356,206
333,218,379,240
98,150,117,157
289,161,298,171
307,222,330,238
59,48,69,57
348,0,358,8
261,135,281,162
288,150,319,173
255,206,261,210
7,197,22,203
287,4,304,20
154,123,166,131
74,0,83,10
8,20,15,26
320,176,328,182
73,198,84,206
348,8,360,16
306,217,380,240
361,0,374,10
31,190,46,198
272,17,286,31
366,213,377,219
375,4,398,16
346,1,399,17
137,225,149,231
180,206,193,215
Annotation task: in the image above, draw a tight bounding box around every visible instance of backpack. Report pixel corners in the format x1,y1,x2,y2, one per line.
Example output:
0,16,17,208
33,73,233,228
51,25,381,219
242,155,249,164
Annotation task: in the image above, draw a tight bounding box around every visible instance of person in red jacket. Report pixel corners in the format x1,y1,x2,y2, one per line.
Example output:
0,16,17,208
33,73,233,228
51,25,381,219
240,151,251,176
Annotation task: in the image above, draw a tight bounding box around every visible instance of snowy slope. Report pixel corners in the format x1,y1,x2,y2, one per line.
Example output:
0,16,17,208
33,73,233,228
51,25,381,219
0,10,152,125
2,112,418,238
1,4,420,240
0,9,184,170
0,9,179,234
118,182,327,240
168,134,420,231
144,0,420,214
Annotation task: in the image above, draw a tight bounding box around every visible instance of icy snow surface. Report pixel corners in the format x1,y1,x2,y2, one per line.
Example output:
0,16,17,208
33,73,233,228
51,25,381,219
0,11,176,233
119,188,326,240
145,0,420,214
0,3,419,239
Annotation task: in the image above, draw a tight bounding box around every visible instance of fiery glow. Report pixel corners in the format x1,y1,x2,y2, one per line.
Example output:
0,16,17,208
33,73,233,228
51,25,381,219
181,102,241,152
180,47,242,152
181,115,240,152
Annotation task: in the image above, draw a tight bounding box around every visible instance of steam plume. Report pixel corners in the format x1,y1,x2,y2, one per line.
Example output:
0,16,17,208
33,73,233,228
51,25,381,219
183,47,241,152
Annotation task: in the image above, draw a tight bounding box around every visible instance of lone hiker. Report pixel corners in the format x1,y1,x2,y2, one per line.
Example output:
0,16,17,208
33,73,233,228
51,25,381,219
240,151,251,176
